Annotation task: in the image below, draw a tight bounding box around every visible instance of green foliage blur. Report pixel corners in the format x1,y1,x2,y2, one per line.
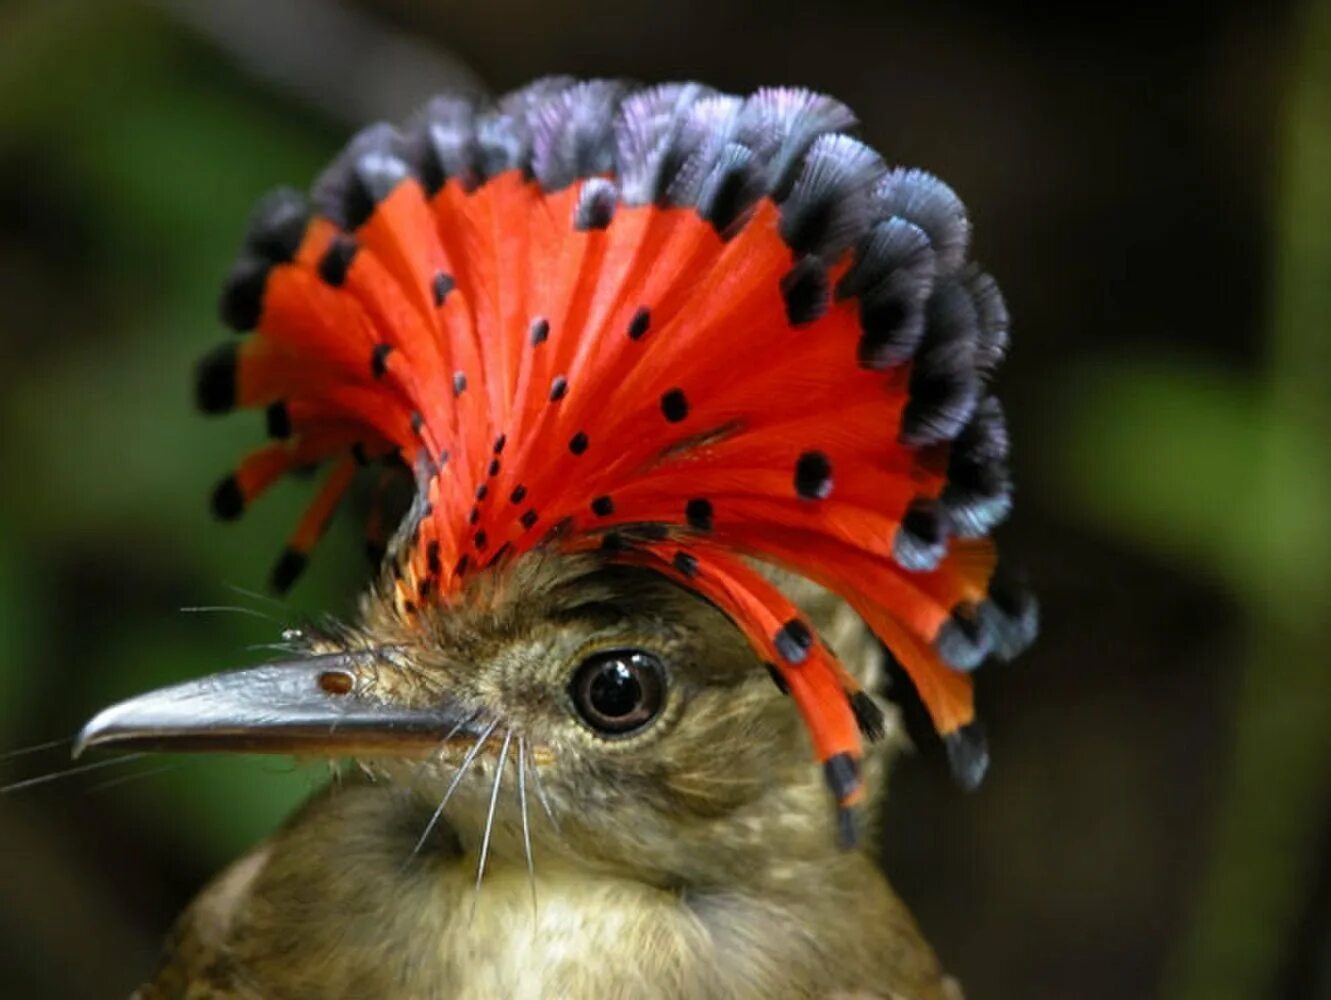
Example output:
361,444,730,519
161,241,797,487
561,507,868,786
0,1,1327,998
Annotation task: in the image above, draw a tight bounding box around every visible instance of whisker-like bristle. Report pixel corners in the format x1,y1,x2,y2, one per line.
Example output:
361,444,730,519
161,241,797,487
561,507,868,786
525,746,561,835
179,604,283,624
86,759,193,794
517,736,538,918
0,737,72,762
471,726,512,922
0,752,149,795
222,582,291,613
405,718,497,866
405,709,481,795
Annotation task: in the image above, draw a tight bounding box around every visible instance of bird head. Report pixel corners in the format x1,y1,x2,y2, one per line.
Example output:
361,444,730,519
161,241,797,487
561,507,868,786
79,553,895,884
76,78,1035,880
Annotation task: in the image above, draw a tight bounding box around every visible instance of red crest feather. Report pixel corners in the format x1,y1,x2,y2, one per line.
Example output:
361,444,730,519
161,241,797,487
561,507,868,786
196,79,1037,826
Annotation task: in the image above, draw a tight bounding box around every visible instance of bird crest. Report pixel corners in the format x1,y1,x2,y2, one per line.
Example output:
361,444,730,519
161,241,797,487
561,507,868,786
195,78,1037,837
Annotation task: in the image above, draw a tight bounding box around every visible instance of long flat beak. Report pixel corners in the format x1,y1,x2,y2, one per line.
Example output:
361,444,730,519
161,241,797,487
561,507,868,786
74,654,480,759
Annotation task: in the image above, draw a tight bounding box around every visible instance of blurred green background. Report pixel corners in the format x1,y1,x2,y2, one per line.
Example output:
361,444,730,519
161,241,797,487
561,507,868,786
1,0,1328,997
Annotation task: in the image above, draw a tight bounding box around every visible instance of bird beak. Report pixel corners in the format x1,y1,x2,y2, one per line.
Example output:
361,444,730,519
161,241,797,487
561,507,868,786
73,654,482,760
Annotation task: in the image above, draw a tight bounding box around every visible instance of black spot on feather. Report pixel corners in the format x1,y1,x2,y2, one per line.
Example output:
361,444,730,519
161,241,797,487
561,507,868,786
549,375,568,401
530,317,550,345
265,402,292,440
627,306,651,340
660,388,689,423
453,371,467,396
371,343,393,379
569,431,589,455
780,257,829,326
211,475,244,521
195,343,238,413
318,235,358,287
218,256,269,332
672,551,699,577
591,495,614,517
432,271,454,306
685,498,713,531
510,484,527,504
774,618,813,664
793,451,833,500
270,548,308,594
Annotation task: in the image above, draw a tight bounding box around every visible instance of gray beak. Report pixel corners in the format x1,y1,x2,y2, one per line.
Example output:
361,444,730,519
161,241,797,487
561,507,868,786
74,654,481,759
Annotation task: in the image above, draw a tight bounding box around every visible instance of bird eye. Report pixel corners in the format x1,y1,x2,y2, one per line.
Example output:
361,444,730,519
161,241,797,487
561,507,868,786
569,649,666,737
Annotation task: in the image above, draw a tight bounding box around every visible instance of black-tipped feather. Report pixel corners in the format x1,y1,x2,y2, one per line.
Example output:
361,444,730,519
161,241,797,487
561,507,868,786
944,722,989,790
892,498,949,572
874,168,971,276
243,187,310,263
573,177,619,230
195,343,238,413
529,80,629,191
777,133,883,259
899,278,983,446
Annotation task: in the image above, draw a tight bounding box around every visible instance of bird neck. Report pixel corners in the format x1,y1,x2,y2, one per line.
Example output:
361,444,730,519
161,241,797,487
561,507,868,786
205,778,948,997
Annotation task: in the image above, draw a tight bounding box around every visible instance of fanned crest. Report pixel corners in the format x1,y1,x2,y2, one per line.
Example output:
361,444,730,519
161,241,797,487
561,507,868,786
197,78,1037,830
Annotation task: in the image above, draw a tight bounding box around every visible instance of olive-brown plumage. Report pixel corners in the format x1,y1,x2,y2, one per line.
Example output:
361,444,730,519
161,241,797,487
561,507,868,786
110,564,958,999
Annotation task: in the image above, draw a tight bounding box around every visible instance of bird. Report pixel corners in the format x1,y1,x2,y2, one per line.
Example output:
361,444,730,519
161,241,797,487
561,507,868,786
76,78,1037,998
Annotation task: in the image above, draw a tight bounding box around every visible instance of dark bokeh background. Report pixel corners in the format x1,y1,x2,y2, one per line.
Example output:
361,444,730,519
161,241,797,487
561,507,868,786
2,1,1329,997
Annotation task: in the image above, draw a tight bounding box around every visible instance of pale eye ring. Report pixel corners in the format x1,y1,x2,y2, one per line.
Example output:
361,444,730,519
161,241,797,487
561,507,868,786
569,649,666,737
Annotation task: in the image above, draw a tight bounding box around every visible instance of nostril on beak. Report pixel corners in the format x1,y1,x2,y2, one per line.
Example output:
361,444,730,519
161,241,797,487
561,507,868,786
317,669,354,695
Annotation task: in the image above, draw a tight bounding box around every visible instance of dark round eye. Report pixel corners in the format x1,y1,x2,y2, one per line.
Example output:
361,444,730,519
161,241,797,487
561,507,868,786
569,649,666,737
